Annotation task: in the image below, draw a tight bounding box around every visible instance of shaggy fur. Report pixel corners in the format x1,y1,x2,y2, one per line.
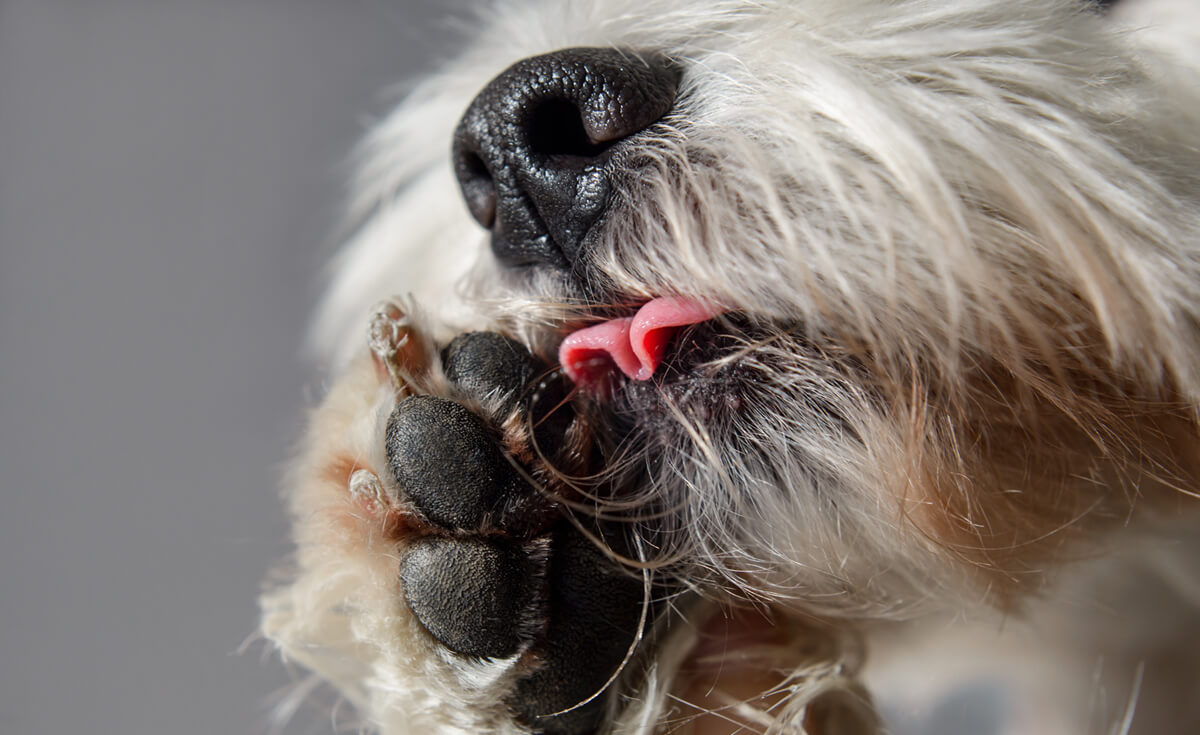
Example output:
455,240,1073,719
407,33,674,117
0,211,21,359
263,1,1200,732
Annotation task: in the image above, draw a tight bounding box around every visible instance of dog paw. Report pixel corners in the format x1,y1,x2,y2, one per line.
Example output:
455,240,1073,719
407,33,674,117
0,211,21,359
383,329,651,733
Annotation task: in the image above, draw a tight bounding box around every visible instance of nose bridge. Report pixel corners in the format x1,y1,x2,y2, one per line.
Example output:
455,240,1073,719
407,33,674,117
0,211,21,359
453,47,680,271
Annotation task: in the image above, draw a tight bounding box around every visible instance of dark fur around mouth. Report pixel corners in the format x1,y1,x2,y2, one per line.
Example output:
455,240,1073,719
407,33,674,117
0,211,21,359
575,312,865,462
614,318,759,433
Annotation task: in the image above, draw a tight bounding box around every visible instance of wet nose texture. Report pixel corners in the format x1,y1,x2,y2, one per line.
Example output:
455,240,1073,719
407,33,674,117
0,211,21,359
453,47,680,270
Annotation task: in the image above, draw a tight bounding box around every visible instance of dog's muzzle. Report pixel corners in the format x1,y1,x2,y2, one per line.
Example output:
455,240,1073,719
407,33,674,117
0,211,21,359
452,47,680,271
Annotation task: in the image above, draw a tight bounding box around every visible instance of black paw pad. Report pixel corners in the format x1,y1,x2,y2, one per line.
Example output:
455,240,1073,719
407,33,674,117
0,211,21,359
508,525,647,734
442,331,573,454
385,394,526,530
400,537,533,659
443,332,538,418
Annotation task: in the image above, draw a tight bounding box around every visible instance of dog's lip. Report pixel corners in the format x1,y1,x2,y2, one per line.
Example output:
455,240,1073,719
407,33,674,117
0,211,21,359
558,296,725,388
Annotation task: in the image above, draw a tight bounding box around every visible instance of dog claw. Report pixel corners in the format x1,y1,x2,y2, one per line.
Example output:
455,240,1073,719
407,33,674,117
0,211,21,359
348,468,387,509
368,300,427,395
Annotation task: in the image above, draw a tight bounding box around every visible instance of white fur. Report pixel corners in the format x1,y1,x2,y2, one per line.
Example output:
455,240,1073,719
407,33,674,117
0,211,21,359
266,1,1200,733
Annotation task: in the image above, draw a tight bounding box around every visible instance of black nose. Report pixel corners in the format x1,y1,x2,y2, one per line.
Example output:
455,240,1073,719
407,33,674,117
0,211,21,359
453,47,679,271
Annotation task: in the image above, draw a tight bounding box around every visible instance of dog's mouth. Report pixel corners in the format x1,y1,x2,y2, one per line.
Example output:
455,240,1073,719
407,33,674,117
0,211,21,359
558,295,727,392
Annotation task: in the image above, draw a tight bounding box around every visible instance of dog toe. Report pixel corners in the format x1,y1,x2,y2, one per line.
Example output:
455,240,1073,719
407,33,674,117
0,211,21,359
385,394,528,530
400,536,535,659
443,331,540,418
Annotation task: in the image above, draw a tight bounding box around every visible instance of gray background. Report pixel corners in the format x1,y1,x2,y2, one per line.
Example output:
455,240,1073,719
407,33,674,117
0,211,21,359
0,2,458,733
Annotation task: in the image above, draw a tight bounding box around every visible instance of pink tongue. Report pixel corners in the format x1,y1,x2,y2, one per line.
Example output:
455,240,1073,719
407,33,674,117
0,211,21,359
559,297,724,386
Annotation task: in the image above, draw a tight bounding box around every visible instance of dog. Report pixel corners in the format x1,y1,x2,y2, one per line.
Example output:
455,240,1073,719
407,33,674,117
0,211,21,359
261,1,1200,733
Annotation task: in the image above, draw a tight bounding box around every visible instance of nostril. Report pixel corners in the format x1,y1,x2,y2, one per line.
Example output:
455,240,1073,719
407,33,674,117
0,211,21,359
453,47,680,270
455,150,497,228
527,98,614,159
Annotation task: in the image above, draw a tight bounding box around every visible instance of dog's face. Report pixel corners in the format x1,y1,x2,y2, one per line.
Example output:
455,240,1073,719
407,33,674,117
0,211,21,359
264,1,1200,733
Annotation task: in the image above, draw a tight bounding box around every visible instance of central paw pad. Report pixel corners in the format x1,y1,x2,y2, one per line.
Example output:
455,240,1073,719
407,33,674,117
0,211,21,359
385,331,652,734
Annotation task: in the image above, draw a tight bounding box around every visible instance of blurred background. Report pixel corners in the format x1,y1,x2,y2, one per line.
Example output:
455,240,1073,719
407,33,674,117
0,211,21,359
0,2,461,733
